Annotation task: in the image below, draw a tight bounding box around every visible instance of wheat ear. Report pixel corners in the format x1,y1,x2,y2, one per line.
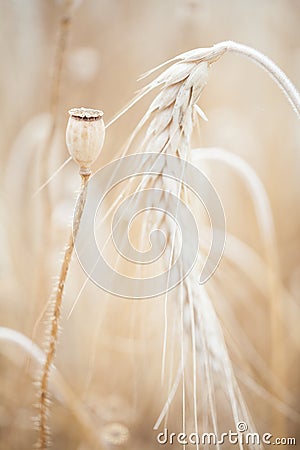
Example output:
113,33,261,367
107,40,299,132
37,108,105,449
109,40,300,440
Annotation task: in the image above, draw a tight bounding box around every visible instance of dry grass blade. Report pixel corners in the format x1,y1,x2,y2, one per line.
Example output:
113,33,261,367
0,327,104,448
36,0,74,313
192,147,285,432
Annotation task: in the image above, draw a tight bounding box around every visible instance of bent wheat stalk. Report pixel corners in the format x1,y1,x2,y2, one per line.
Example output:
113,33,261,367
103,41,299,445
107,40,300,131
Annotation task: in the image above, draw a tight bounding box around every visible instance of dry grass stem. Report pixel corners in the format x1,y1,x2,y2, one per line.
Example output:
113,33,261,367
192,146,285,433
36,0,74,309
37,173,90,449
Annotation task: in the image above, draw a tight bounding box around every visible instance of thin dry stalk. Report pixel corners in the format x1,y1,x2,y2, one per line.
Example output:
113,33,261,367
41,0,74,183
37,105,105,448
36,0,74,308
37,173,90,449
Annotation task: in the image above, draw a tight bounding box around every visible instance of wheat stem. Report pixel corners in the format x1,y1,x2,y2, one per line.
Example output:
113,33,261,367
37,173,90,449
215,40,300,119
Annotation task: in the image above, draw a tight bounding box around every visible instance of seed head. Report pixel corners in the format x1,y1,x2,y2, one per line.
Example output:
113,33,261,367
66,107,105,174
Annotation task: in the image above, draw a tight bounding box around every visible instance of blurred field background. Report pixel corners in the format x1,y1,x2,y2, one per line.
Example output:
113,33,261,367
0,0,299,449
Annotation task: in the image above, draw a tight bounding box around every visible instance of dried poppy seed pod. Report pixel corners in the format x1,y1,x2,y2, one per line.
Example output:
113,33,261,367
66,107,105,175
